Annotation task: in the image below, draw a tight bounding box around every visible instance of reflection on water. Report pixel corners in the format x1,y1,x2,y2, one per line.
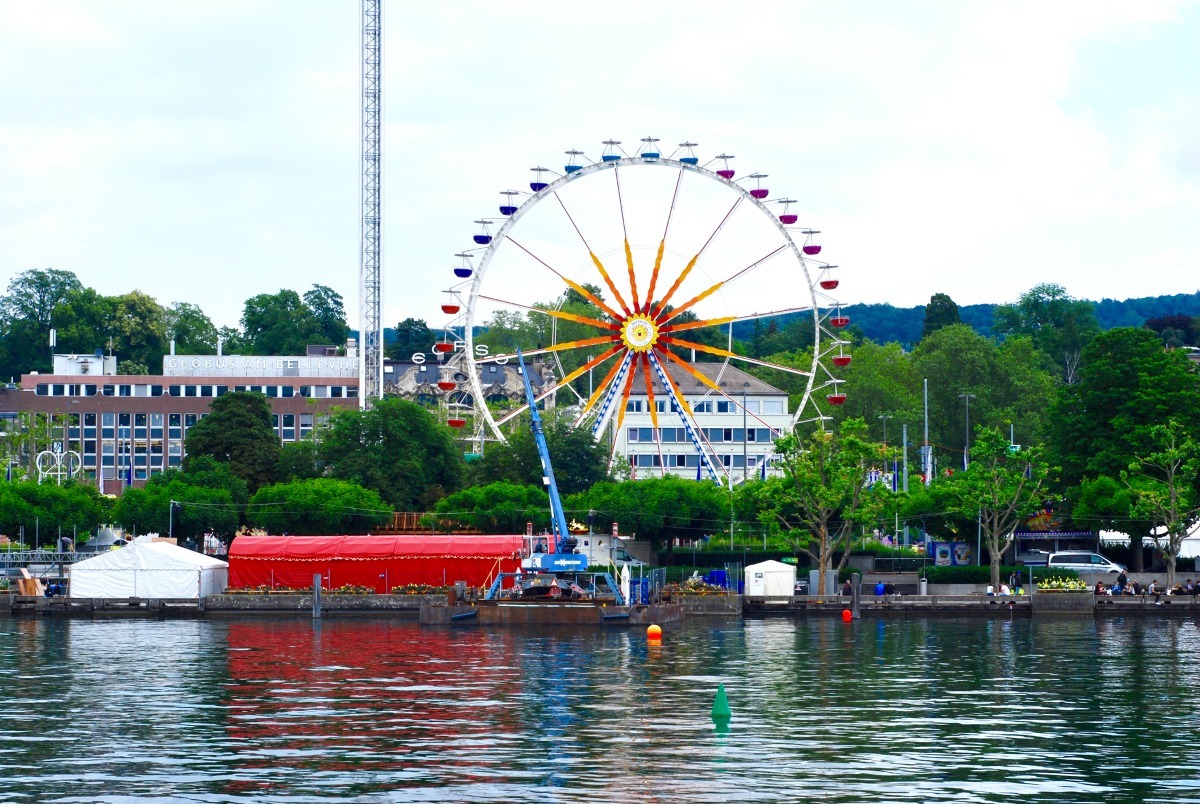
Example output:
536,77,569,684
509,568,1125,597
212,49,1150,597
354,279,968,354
2,615,1200,802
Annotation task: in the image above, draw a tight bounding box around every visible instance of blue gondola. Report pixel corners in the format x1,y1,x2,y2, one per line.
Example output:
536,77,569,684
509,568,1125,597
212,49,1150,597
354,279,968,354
499,205,518,216
678,141,700,164
454,267,472,278
601,139,623,162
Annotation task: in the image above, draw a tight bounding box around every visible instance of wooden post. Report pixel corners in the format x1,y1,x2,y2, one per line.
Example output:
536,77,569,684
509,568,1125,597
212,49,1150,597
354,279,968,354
312,573,322,619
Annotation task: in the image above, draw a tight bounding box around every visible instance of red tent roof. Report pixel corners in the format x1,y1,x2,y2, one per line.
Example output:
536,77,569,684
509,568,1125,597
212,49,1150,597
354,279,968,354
229,534,525,561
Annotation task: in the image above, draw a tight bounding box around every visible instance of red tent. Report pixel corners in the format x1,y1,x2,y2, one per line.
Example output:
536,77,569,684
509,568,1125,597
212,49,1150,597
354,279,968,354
227,534,524,592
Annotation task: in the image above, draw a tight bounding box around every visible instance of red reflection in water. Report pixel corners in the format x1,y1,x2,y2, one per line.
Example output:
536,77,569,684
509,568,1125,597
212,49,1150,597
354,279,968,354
221,620,526,795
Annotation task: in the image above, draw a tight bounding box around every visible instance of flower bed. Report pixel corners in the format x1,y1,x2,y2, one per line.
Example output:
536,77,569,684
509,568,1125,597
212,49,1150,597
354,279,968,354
1037,576,1090,591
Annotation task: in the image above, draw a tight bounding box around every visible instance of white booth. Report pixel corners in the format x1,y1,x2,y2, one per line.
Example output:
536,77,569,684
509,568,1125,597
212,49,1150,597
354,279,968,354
744,559,797,598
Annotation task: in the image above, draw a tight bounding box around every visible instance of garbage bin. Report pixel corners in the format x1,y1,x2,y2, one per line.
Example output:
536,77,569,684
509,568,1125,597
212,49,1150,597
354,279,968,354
919,578,928,596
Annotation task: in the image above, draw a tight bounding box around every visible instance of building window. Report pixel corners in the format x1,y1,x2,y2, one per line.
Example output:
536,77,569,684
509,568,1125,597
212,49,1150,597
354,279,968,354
266,386,278,398
717,400,734,414
35,384,48,396
764,399,785,414
119,385,132,397
745,399,761,414
281,386,294,398
625,400,643,412
628,428,639,443
150,385,163,397
693,400,713,414
200,386,213,397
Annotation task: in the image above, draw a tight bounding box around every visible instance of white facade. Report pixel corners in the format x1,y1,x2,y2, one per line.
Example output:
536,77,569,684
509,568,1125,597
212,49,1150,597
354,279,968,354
613,362,792,483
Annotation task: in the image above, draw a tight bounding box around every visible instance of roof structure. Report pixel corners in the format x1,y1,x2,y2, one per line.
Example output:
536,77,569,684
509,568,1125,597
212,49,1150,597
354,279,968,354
626,361,784,396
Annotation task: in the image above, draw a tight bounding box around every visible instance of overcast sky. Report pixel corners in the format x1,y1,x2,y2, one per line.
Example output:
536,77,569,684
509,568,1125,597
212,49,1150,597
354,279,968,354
2,1,1197,334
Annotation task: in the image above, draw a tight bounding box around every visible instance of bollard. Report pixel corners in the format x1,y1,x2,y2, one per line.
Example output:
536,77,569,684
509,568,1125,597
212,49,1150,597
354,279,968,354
312,574,322,619
851,572,861,620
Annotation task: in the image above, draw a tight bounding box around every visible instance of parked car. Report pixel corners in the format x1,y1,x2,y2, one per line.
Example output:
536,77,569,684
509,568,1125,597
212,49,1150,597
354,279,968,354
1047,551,1125,574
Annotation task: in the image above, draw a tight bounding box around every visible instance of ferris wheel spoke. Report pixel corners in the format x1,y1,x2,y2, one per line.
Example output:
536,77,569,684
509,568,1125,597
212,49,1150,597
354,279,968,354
587,251,632,317
644,240,667,316
574,349,632,426
727,354,814,379
555,346,623,388
659,315,738,334
613,170,641,313
660,244,789,325
605,354,641,469
658,336,735,359
477,295,620,331
652,195,743,317
506,236,626,322
544,334,621,354
552,192,632,316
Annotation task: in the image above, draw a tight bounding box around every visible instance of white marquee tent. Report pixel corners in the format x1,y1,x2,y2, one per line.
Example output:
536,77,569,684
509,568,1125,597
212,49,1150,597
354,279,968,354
70,542,229,599
744,559,796,598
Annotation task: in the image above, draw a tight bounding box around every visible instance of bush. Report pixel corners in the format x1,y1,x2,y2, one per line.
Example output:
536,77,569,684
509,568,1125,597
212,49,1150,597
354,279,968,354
920,565,1076,584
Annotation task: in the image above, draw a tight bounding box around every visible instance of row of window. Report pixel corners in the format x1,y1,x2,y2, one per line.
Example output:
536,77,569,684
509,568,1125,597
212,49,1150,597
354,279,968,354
624,398,787,415
627,427,778,444
628,453,771,469
35,383,358,399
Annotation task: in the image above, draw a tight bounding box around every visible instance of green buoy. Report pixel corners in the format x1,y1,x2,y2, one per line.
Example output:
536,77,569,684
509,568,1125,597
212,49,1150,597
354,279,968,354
711,683,731,725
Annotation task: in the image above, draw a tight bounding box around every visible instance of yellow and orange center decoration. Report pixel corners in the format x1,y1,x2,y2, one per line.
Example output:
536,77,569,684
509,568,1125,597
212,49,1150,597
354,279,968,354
620,315,659,352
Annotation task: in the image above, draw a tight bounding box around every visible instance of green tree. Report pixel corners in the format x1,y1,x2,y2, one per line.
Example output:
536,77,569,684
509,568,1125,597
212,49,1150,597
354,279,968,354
0,268,83,376
113,473,241,546
109,291,169,373
565,475,730,560
1049,328,1200,571
275,439,323,482
922,292,961,339
303,284,350,346
387,317,435,361
320,397,463,510
240,290,319,355
470,410,609,496
993,283,1099,384
246,478,391,535
1122,419,1200,588
750,419,894,582
165,302,219,354
184,391,280,493
948,427,1050,589
431,481,551,533
0,481,111,547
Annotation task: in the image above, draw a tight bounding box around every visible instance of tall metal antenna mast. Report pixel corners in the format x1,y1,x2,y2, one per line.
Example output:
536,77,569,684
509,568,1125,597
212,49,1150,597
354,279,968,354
359,0,383,407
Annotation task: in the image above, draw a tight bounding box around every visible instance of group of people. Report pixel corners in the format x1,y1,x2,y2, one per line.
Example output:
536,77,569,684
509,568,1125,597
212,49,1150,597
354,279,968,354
986,572,1026,596
1097,572,1198,603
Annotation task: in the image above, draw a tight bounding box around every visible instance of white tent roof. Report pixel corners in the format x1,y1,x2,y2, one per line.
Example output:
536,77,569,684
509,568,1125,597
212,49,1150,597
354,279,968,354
73,541,227,573
745,559,795,573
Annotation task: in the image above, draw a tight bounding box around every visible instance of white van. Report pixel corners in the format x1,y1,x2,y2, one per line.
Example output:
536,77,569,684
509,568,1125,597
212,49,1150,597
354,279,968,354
1047,552,1125,574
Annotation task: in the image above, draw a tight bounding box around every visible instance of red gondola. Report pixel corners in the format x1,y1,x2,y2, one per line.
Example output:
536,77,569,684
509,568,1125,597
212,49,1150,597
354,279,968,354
820,279,839,290
832,355,852,368
830,316,850,328
826,393,847,405
448,418,467,428
433,342,455,353
437,381,456,391
441,304,460,315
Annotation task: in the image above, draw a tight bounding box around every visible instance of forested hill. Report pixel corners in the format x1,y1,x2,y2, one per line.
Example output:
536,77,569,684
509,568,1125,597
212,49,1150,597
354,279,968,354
728,291,1200,347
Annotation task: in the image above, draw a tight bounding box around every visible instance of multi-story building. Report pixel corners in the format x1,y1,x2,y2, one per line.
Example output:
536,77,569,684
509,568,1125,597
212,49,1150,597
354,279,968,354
612,362,792,482
0,348,359,492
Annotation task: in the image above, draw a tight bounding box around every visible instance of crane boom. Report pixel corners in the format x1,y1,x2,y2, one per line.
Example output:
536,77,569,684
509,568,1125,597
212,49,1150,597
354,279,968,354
517,350,587,573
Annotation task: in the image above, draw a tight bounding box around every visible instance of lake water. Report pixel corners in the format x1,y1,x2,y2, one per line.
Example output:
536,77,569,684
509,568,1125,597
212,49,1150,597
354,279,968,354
2,613,1199,803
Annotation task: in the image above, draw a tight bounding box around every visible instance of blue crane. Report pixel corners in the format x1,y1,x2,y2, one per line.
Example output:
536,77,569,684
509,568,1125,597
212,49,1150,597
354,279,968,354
516,349,588,573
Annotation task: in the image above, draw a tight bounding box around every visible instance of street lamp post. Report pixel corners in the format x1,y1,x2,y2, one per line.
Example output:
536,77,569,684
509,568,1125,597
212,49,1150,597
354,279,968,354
958,393,976,470
877,413,891,446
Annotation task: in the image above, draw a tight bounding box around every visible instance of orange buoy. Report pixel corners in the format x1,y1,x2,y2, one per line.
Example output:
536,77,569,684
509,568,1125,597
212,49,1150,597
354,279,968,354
647,624,662,639
841,609,852,623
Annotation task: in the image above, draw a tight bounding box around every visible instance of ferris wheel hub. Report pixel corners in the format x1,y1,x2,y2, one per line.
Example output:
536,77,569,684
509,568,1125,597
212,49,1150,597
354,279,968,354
620,314,660,352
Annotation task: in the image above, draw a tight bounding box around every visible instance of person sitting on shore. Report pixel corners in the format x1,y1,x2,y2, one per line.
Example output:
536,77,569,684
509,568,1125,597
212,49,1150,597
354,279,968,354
1127,580,1140,595
986,584,995,596
1149,579,1162,604
842,579,853,596
1188,579,1197,596
1095,581,1107,596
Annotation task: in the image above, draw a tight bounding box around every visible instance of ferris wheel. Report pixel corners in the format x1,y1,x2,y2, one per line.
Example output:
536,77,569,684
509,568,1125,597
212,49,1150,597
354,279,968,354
435,137,851,484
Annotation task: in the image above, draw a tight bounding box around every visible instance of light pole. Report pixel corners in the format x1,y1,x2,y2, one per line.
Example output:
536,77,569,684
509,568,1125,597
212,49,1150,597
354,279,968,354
877,413,891,446
958,393,976,470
